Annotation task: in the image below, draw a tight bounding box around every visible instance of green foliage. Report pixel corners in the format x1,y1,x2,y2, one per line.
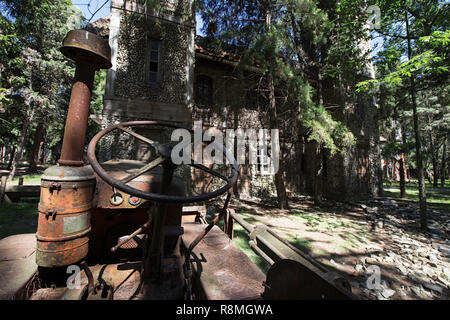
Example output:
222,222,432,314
86,69,106,143
303,106,355,155
0,0,85,157
363,0,449,199
323,0,375,83
383,31,449,87
199,0,357,155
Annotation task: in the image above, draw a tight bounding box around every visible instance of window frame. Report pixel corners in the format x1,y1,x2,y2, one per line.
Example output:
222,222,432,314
147,38,161,84
195,74,214,109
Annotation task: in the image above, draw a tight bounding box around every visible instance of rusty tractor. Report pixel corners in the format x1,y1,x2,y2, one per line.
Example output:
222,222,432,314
0,29,355,301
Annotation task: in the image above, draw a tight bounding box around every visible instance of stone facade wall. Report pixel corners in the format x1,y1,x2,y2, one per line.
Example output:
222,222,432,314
100,0,194,163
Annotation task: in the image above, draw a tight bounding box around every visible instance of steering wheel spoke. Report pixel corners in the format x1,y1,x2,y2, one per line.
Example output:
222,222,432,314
120,156,165,184
189,162,229,182
117,125,159,148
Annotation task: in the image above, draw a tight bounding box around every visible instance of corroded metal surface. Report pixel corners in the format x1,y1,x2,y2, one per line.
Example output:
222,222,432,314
30,287,88,300
89,160,185,259
41,165,96,181
60,29,112,69
29,263,141,300
88,208,149,259
78,263,142,300
0,234,38,300
181,223,265,300
58,64,95,166
94,160,185,210
58,29,111,167
36,166,95,267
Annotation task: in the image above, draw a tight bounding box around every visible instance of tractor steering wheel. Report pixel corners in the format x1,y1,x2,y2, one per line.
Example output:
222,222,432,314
86,121,238,204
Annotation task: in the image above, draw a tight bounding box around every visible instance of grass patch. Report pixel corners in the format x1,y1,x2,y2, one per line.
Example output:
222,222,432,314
383,181,450,212
11,174,42,184
327,220,352,229
288,236,312,253
339,231,368,246
0,203,38,240
232,224,270,274
242,214,260,225
290,211,324,228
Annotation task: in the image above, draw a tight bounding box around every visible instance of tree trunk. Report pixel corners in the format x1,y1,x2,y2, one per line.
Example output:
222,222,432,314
399,154,406,198
265,5,288,209
268,72,289,209
405,6,427,230
0,106,35,203
428,130,439,187
411,87,427,230
399,125,407,197
28,121,45,172
442,136,447,187
7,146,16,170
313,142,322,205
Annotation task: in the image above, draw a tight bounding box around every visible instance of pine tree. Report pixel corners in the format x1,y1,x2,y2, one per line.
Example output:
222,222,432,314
0,0,84,202
358,0,449,230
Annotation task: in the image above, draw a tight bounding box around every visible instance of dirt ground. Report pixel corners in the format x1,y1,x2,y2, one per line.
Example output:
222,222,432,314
220,195,450,300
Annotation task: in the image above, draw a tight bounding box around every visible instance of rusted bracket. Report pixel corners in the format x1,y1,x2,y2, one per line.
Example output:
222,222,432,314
80,261,114,300
49,182,61,193
43,208,57,220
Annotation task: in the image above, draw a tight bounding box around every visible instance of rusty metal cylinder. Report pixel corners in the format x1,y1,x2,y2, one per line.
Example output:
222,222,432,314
36,166,96,267
58,64,95,166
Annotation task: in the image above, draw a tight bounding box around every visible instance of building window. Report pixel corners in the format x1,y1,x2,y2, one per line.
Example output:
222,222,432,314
256,131,275,176
195,75,213,109
148,39,160,83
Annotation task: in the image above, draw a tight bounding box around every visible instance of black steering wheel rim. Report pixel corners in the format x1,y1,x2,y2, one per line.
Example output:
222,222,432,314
87,121,238,204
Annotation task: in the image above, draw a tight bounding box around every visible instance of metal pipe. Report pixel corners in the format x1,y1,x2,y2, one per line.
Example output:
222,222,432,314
185,191,232,259
59,62,95,166
144,161,176,280
57,29,111,166
111,219,152,253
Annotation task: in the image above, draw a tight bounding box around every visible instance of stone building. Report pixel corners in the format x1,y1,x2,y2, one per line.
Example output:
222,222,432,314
93,0,382,201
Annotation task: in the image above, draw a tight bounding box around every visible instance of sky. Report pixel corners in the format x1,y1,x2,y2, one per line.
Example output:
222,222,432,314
72,0,205,34
72,0,111,23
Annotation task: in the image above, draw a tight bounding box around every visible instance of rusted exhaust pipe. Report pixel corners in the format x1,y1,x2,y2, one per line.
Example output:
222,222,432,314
58,64,95,166
58,29,112,166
